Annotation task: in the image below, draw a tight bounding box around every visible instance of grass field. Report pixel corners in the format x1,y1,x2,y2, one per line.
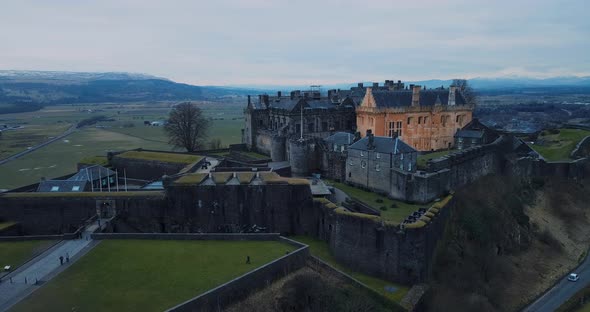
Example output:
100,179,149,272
0,240,56,270
290,236,409,303
417,149,454,170
530,129,590,161
12,239,296,312
326,180,424,225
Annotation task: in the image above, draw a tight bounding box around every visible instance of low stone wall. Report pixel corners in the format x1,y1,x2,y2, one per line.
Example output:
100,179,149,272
92,233,281,241
571,135,590,159
0,234,66,241
165,237,309,312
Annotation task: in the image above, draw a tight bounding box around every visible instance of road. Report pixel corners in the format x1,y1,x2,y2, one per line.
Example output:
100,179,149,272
522,252,590,312
0,218,108,312
0,125,76,166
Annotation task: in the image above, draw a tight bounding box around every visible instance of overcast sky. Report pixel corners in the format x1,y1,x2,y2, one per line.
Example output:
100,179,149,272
1,0,588,86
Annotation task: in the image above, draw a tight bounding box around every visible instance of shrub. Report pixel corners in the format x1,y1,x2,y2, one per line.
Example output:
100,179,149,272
548,128,560,134
375,198,384,203
390,203,398,208
379,206,387,211
538,229,562,251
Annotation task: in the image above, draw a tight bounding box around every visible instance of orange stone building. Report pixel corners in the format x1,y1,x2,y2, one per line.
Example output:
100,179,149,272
356,85,473,151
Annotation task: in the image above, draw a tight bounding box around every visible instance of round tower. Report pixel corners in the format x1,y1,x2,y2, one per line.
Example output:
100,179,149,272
288,138,310,176
270,135,286,162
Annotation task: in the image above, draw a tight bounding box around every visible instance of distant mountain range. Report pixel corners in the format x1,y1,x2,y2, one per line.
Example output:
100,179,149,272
231,76,590,91
1,70,590,114
0,70,260,114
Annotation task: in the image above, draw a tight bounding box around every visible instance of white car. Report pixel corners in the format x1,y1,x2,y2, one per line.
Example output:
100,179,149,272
568,273,580,282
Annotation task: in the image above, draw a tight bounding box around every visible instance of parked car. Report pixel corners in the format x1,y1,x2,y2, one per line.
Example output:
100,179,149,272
568,273,580,282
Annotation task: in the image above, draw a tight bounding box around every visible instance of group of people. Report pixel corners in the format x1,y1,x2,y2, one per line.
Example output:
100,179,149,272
58,253,70,265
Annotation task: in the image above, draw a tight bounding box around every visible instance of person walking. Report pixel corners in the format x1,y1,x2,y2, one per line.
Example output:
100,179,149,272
59,256,64,265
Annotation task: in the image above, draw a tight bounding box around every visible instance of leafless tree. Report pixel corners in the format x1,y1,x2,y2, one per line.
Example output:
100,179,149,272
164,102,209,152
208,138,222,149
453,79,477,105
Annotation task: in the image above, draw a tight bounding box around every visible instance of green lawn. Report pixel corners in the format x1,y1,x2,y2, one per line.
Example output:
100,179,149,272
325,180,425,225
291,236,409,304
239,151,270,160
116,150,203,164
417,149,454,170
0,240,57,270
12,240,296,312
0,123,72,159
530,129,590,161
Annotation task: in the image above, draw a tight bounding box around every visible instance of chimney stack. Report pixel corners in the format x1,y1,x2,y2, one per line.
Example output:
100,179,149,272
277,91,281,98
358,82,364,88
411,85,421,107
247,95,251,105
372,82,379,89
448,86,457,106
366,129,375,149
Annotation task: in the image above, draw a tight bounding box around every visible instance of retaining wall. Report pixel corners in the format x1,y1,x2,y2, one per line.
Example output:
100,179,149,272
166,237,308,312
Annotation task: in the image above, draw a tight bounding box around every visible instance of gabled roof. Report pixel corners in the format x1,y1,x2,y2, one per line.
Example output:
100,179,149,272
37,180,89,192
369,89,467,108
348,136,416,154
455,130,484,139
68,165,115,182
325,132,355,146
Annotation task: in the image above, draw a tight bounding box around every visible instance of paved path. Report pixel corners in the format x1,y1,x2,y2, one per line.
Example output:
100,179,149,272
0,125,76,166
0,219,107,312
522,252,590,312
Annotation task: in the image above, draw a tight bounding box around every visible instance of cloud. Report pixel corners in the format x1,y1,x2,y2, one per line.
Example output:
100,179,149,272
0,0,588,85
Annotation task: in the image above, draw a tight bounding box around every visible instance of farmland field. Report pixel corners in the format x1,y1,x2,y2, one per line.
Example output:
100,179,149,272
0,100,246,189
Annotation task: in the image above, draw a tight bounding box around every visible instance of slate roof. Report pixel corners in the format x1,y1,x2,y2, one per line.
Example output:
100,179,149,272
325,132,355,146
37,180,89,192
370,89,467,108
455,130,484,139
68,165,115,182
348,135,416,154
252,97,357,112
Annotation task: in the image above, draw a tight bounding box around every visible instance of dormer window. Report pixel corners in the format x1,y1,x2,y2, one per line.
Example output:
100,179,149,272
72,186,80,191
50,186,59,192
376,152,380,159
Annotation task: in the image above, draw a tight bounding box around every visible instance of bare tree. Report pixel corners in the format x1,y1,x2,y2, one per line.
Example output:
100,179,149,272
164,102,209,152
452,79,477,105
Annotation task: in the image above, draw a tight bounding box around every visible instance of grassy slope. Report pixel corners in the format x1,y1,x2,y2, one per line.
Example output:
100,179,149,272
0,124,71,159
12,240,296,312
417,150,454,170
530,129,590,161
0,240,56,270
291,235,409,303
326,180,424,225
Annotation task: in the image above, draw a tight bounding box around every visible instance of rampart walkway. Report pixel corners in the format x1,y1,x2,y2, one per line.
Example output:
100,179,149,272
0,218,108,312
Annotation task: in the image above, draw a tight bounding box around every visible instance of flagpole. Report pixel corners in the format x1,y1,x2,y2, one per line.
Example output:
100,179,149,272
99,169,102,192
124,169,128,192
116,170,119,192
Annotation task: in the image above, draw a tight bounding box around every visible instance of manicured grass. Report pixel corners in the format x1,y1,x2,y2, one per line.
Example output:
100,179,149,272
239,151,270,160
117,150,203,164
325,180,425,225
0,123,72,159
0,240,56,270
12,240,296,312
530,129,590,161
417,149,454,170
0,221,17,230
290,236,409,303
78,155,109,166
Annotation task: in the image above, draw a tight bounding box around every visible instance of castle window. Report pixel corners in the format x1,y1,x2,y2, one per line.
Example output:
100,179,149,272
296,124,301,133
418,116,423,124
424,116,429,124
407,117,413,125
388,121,395,137
308,123,314,133
349,160,354,166
401,153,404,160
376,152,380,159
408,163,412,171
369,118,374,126
322,122,328,131
360,151,364,156
50,186,59,192
361,160,367,168
375,163,381,171
396,121,403,136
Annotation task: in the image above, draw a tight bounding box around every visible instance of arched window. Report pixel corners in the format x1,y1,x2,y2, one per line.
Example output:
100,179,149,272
407,117,413,125
418,116,423,124
424,116,429,124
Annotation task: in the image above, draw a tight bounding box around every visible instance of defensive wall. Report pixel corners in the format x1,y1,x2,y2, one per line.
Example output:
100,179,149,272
0,191,165,235
297,196,453,284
